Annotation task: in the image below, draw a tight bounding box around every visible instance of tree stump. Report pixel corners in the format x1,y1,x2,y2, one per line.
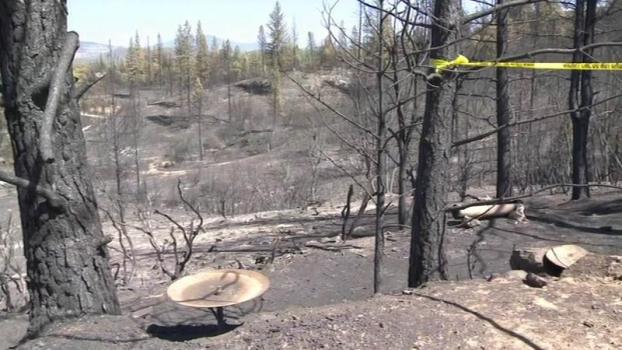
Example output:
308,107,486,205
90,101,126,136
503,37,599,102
509,247,548,273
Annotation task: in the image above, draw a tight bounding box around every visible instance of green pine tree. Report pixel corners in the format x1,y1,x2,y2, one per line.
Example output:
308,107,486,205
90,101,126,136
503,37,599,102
126,32,145,87
156,33,164,88
257,25,268,75
195,21,210,87
267,1,288,71
175,21,195,112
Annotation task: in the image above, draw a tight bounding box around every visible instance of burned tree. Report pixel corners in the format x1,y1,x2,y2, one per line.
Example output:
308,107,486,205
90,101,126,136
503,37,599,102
496,0,512,198
373,0,388,294
408,0,460,287
0,0,120,334
568,0,597,199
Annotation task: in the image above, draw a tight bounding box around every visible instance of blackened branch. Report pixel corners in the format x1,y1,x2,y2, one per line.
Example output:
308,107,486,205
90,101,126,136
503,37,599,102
74,73,106,100
40,31,80,163
0,169,66,209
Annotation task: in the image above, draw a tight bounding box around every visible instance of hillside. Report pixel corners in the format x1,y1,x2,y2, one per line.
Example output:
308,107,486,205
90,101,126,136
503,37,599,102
78,71,358,217
75,36,258,62
1,61,621,349
3,0,622,349
2,191,621,349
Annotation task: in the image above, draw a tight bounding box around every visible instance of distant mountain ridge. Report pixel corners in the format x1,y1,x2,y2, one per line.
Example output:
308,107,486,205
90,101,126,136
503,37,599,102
76,36,258,62
76,41,127,62
164,35,258,52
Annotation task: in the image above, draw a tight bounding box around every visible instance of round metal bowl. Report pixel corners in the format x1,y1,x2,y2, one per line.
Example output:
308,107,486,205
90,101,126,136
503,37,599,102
545,244,588,269
167,269,270,308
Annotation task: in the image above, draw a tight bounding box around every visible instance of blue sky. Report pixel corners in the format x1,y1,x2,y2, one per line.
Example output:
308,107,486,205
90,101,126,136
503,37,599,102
67,0,359,46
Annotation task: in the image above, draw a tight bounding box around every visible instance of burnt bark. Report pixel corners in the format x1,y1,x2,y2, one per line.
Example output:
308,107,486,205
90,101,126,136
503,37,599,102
0,0,120,335
397,146,410,225
496,0,512,198
408,0,457,287
571,115,590,196
347,192,371,238
374,0,386,294
391,55,416,227
197,92,204,161
341,184,353,241
568,0,596,200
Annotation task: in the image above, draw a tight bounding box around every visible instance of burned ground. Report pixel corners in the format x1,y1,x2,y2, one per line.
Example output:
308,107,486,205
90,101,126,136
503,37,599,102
0,190,620,349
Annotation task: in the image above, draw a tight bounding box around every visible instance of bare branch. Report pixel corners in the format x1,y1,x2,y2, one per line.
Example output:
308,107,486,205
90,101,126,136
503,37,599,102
0,169,65,209
319,149,377,203
40,31,80,163
176,179,203,234
452,92,622,148
462,0,544,24
74,73,106,100
153,209,186,234
298,84,379,167
358,0,434,29
286,74,379,139
494,42,622,62
169,227,180,277
129,214,176,279
101,207,135,285
150,180,204,279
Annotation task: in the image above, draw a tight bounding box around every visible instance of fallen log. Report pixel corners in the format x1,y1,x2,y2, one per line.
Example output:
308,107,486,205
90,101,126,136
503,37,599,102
452,202,527,227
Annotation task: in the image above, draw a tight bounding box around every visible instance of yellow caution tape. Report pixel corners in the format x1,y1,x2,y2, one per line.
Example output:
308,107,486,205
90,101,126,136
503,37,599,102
432,54,622,73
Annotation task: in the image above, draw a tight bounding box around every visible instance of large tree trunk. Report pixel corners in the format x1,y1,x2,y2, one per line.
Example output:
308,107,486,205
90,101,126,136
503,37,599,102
408,0,456,287
569,0,596,200
496,0,512,198
0,0,120,334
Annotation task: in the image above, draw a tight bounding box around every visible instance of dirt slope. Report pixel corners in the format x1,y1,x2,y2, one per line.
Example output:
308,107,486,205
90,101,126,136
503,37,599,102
13,276,622,350
2,192,622,349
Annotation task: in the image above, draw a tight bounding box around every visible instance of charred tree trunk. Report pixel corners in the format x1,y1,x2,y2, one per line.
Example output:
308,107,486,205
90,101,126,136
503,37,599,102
0,0,120,334
227,62,232,123
578,0,596,197
496,0,512,198
131,89,141,200
341,184,353,241
525,2,541,191
408,0,456,287
197,93,204,161
568,0,585,198
391,48,416,227
397,144,409,225
569,0,596,200
107,54,130,280
374,0,386,294
571,116,590,195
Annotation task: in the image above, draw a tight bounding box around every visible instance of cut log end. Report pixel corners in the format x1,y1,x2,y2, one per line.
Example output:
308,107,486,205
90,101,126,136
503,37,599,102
510,247,548,274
